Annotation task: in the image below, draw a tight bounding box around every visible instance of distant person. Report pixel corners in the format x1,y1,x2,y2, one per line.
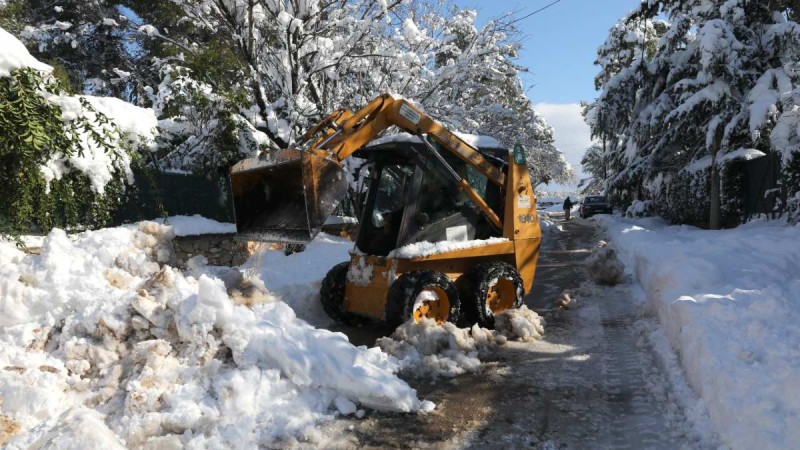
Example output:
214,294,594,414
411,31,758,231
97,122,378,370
563,197,573,220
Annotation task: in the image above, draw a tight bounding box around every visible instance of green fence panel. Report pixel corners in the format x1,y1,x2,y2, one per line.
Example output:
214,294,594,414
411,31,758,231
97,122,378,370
114,169,235,224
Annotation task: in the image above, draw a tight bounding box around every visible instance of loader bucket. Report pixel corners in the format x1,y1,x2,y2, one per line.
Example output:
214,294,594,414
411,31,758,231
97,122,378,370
229,148,348,243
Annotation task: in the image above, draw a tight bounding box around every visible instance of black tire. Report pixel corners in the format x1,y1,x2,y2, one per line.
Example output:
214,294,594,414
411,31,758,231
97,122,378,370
458,262,524,328
320,262,367,326
385,270,460,327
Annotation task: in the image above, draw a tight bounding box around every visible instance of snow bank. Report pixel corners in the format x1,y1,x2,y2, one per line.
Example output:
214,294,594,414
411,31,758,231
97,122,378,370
154,214,236,236
388,237,509,259
584,242,625,285
598,216,800,450
0,223,426,448
539,214,560,234
377,308,546,378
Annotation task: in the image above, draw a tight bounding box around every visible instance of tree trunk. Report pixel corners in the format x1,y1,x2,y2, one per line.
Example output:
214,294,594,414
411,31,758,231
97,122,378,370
709,127,723,230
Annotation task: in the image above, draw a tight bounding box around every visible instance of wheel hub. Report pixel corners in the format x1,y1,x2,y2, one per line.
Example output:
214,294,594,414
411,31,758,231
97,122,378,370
413,286,450,324
485,278,516,316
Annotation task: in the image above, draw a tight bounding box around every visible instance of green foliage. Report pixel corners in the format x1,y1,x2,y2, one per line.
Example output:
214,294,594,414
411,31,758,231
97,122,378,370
0,67,128,237
651,159,747,229
783,152,800,224
155,68,259,176
0,0,25,32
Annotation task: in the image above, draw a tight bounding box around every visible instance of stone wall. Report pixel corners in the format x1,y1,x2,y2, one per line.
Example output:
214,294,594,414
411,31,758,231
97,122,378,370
172,234,250,268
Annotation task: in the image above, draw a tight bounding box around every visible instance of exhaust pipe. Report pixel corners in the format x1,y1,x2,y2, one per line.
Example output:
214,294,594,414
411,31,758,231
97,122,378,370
229,148,348,243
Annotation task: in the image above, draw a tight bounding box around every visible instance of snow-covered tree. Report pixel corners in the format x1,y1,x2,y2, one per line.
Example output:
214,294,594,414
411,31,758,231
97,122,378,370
3,0,141,98
0,26,157,235
587,0,800,227
128,1,572,180
2,0,573,184
578,143,607,194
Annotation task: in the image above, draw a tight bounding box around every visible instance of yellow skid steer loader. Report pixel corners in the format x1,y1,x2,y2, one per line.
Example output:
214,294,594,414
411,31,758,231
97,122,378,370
229,94,541,327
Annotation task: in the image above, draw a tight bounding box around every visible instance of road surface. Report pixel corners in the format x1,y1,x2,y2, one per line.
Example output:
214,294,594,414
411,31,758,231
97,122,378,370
322,215,714,449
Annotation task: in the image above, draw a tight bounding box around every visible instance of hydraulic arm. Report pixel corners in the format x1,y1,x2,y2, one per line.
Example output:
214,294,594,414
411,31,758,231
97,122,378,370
229,94,508,243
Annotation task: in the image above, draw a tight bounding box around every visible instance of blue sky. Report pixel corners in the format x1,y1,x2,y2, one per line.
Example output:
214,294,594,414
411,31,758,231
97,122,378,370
454,0,639,191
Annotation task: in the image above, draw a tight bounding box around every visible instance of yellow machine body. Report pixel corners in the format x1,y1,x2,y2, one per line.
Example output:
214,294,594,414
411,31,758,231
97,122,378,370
342,154,541,321
230,94,542,323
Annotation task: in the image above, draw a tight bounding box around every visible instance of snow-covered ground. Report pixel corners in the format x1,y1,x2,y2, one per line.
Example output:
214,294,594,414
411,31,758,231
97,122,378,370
0,223,429,448
596,215,800,450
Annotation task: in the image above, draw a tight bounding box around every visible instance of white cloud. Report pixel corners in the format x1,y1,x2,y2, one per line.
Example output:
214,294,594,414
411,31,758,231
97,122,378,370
534,103,594,192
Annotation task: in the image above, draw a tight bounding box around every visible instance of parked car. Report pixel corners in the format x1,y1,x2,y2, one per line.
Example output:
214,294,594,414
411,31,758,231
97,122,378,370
580,195,613,218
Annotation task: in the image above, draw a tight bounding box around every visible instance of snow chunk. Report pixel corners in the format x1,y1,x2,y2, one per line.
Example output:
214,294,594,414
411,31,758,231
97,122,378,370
402,18,426,45
0,27,53,77
584,243,625,285
389,237,509,259
376,319,496,378
494,305,546,341
377,312,546,378
137,24,160,37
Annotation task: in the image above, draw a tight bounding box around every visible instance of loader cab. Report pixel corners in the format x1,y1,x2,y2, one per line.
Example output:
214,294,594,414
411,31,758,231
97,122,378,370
354,137,506,256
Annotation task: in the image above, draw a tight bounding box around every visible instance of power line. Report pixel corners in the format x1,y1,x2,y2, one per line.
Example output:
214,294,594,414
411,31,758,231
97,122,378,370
511,0,564,24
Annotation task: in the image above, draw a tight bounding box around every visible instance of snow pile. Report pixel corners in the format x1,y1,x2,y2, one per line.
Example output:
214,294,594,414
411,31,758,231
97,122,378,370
376,319,500,378
389,237,509,259
378,309,546,378
154,214,236,236
494,305,546,341
598,216,800,450
584,242,625,285
0,223,426,448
